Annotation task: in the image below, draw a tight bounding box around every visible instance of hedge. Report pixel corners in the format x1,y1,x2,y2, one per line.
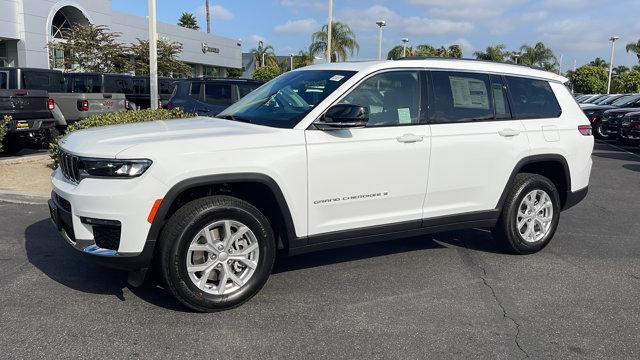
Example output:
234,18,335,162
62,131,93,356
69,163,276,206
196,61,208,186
50,108,195,162
0,115,10,153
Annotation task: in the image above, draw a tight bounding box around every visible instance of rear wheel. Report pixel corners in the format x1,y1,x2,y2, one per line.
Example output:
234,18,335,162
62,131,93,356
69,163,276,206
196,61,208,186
159,195,276,312
493,173,560,254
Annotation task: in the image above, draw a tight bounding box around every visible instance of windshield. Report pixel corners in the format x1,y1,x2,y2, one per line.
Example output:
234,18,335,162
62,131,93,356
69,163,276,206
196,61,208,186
218,70,356,128
614,95,640,107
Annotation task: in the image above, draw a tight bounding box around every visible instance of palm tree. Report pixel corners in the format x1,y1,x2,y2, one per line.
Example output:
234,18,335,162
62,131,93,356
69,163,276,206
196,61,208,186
293,50,315,68
589,57,609,68
626,39,640,63
474,44,507,62
447,44,463,59
387,45,412,60
519,42,557,68
250,42,276,68
614,65,630,75
414,44,437,57
309,21,359,62
177,12,199,30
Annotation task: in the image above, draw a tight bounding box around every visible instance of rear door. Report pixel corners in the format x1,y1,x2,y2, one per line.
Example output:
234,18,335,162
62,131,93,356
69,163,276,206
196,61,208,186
423,71,530,219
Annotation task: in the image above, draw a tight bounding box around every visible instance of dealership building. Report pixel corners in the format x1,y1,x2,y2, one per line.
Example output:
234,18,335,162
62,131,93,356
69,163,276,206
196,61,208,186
0,0,242,76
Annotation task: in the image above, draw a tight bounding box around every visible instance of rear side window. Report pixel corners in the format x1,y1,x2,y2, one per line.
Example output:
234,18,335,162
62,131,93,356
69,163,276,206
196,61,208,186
190,82,202,100
0,71,7,89
505,76,561,119
159,79,175,95
132,79,146,94
430,71,494,123
66,75,102,93
205,83,232,106
23,71,65,92
104,76,132,94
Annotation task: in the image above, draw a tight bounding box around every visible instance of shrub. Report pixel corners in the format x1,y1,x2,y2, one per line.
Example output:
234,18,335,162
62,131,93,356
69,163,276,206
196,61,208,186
50,108,195,162
0,115,11,153
252,66,281,82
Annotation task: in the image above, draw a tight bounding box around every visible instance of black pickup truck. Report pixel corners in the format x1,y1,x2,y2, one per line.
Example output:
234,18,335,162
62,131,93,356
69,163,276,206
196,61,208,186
0,88,56,154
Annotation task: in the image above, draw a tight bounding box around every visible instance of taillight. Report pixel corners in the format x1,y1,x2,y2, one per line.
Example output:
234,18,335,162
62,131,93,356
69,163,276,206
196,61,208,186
125,99,130,110
158,100,163,109
165,101,174,110
578,125,592,136
47,98,55,110
15,90,28,96
77,100,89,111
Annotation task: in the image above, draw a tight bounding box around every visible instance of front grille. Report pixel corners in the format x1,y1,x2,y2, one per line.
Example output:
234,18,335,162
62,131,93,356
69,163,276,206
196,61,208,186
58,150,81,183
93,225,121,251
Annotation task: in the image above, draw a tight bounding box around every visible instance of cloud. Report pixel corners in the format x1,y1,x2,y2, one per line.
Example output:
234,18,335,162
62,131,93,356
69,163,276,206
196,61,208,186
408,0,524,19
274,19,319,34
339,5,473,36
196,4,234,21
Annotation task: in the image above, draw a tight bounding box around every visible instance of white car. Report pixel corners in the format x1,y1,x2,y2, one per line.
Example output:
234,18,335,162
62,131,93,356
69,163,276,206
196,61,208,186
49,59,594,312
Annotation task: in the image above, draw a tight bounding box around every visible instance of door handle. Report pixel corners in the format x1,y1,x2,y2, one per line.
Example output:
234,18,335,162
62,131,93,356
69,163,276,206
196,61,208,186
498,128,521,137
396,134,424,143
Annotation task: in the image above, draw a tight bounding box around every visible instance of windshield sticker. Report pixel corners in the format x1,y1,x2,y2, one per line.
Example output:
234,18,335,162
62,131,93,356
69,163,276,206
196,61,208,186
449,76,489,109
397,108,412,124
329,75,345,82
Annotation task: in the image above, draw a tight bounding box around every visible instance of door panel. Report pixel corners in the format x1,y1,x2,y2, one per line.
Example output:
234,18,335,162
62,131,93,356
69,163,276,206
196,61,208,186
306,126,431,236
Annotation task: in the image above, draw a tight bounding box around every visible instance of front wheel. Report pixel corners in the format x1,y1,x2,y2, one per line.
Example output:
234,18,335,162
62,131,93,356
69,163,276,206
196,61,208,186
159,195,276,312
493,173,561,254
593,122,608,139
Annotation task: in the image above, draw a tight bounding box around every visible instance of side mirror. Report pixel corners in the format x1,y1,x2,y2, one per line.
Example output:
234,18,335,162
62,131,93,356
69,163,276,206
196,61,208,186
315,104,369,130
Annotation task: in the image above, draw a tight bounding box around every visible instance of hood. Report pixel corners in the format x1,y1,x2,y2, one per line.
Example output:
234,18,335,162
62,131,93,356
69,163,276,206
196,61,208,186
603,108,640,116
582,105,615,112
59,116,282,158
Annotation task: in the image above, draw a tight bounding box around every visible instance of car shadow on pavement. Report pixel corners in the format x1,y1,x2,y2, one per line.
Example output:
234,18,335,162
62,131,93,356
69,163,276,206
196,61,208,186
24,219,187,311
623,164,640,173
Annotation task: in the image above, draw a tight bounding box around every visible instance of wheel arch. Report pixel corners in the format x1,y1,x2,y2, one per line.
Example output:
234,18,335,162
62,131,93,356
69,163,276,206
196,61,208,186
496,154,572,211
147,173,298,250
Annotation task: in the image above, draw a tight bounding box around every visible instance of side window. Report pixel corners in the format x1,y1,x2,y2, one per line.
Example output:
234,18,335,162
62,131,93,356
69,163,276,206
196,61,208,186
0,72,8,89
340,71,420,127
491,75,512,120
430,71,493,123
237,84,259,98
505,76,561,119
133,79,146,94
205,83,232,106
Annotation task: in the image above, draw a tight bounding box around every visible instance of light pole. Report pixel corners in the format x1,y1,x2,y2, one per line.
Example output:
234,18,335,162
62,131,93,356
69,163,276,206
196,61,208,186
376,20,386,61
148,0,158,109
401,38,409,58
607,36,620,94
258,40,265,67
326,0,333,63
513,54,520,64
289,53,294,71
205,0,211,34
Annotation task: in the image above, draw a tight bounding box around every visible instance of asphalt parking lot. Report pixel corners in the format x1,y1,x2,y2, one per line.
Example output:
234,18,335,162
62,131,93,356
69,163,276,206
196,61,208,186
1,140,639,359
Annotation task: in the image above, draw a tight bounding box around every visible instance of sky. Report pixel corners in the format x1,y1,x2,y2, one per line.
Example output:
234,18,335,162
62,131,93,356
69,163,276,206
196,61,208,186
111,0,640,71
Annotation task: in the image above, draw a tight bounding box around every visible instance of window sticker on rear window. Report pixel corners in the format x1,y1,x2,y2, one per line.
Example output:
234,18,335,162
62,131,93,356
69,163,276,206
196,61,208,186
449,76,489,109
329,75,345,82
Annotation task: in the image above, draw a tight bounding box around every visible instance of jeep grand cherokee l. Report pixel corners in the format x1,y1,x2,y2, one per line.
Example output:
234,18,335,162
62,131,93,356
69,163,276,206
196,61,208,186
49,59,593,312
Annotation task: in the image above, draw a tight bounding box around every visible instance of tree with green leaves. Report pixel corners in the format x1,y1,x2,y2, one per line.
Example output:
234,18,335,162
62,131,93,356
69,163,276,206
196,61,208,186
48,24,131,73
519,42,557,68
613,65,630,76
613,70,640,93
589,57,609,69
309,22,359,62
293,50,316,69
568,65,608,94
626,39,640,63
447,45,463,59
177,12,199,30
252,66,281,82
226,68,243,78
414,44,437,57
474,44,507,62
250,42,276,68
129,38,192,77
387,45,411,60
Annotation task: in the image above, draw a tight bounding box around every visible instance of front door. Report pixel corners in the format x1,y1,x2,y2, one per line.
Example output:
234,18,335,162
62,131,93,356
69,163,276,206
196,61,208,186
305,70,431,237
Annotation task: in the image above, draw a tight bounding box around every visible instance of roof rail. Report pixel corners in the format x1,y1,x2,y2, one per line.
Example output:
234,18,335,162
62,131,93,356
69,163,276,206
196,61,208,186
396,56,546,71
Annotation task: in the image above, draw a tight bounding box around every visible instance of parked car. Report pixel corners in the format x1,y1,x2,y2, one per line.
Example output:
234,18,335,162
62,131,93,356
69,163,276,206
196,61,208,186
584,95,640,139
128,76,176,110
167,78,264,116
598,96,640,139
620,112,640,145
49,59,593,311
594,94,629,105
62,72,128,126
0,88,56,153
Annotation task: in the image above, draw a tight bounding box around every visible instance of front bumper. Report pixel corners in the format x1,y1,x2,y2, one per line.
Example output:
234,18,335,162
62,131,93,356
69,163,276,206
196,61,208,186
620,127,640,140
49,168,167,271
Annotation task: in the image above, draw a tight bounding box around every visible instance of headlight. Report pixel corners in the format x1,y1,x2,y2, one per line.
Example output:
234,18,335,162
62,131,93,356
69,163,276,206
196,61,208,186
79,158,152,178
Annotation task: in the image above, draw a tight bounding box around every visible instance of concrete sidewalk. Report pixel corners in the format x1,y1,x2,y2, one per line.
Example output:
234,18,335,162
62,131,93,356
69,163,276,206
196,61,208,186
0,153,52,204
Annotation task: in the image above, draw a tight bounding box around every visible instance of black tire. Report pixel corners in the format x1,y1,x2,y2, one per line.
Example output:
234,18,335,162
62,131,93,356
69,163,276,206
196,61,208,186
492,173,561,255
159,195,276,312
2,135,24,155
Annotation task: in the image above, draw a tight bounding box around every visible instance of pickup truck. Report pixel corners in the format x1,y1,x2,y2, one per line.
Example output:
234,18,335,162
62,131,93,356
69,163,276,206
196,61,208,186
0,68,128,130
0,88,55,153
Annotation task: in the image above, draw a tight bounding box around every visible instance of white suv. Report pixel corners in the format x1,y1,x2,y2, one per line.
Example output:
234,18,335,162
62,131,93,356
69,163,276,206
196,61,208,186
49,59,593,312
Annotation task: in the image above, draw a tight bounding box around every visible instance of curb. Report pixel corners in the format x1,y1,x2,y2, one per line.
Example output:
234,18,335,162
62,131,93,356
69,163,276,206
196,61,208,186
0,191,49,205
0,153,52,166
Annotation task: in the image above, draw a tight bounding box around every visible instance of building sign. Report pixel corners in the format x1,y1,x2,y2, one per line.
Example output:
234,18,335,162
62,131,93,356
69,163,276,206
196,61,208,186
202,43,220,54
